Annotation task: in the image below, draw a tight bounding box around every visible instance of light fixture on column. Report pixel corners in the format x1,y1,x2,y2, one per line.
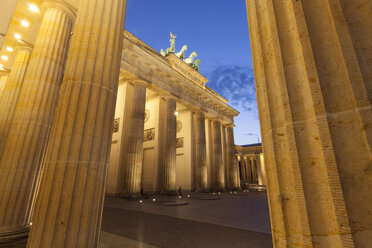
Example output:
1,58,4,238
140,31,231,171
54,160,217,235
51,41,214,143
28,4,39,13
174,111,178,116
1,55,8,61
14,33,22,40
6,47,14,52
21,20,30,28
0,64,4,69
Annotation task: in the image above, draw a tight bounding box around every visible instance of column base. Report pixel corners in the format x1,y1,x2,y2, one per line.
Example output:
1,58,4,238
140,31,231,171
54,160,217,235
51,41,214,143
211,188,226,193
0,226,29,246
228,186,240,191
120,193,148,201
160,190,178,196
195,189,210,193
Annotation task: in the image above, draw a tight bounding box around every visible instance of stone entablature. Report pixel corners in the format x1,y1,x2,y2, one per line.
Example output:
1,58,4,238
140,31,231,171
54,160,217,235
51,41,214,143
167,54,208,89
235,143,262,156
121,30,239,125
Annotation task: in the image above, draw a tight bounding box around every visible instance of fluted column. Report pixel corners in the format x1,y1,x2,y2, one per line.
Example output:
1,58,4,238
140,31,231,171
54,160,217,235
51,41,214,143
0,72,9,94
221,125,228,188
194,111,207,191
211,119,224,191
160,96,177,194
250,157,257,184
121,80,147,197
0,45,32,158
226,125,239,190
256,155,264,185
246,0,372,246
244,156,252,184
239,156,247,184
259,153,267,186
0,2,75,245
27,0,127,247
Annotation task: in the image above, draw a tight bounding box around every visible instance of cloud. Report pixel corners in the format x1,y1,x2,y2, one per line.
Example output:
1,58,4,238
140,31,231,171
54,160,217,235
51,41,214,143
205,65,257,113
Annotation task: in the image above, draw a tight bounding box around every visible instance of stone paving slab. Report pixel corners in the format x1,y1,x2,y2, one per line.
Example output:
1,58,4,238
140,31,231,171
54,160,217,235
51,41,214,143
101,206,273,248
100,231,159,248
104,191,272,234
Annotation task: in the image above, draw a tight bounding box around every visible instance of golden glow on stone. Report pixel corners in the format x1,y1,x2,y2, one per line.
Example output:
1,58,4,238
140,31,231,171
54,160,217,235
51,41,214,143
21,20,30,27
14,34,21,40
28,4,39,13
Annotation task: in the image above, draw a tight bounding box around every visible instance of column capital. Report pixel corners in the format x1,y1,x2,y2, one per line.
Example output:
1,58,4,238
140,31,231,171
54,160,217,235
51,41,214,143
162,94,177,102
15,44,33,53
42,0,77,22
0,71,10,76
210,117,220,123
131,79,148,87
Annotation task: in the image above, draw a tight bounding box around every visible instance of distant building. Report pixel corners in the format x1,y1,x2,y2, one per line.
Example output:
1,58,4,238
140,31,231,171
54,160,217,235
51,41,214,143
235,143,266,191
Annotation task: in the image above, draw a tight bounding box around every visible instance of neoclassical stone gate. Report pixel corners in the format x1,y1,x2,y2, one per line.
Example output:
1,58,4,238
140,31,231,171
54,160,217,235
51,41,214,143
0,0,371,247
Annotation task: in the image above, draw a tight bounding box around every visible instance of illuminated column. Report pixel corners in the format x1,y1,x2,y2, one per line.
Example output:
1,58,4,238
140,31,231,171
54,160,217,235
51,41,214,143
0,2,75,244
259,154,266,185
221,125,228,189
211,119,224,191
121,80,147,197
226,125,239,190
27,0,127,247
246,0,372,246
244,156,252,184
250,157,257,184
239,156,246,183
160,96,177,194
194,111,207,191
0,72,9,94
256,154,264,185
0,45,32,157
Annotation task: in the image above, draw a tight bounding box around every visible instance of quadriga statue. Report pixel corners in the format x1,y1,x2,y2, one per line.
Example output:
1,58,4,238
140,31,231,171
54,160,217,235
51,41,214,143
184,51,198,65
160,32,177,57
176,45,188,59
191,59,201,71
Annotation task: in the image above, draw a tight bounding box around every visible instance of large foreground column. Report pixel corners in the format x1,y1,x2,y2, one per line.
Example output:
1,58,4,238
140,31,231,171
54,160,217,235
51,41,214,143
226,125,239,190
211,119,224,191
0,45,32,158
160,96,177,194
27,0,127,247
121,80,147,197
247,0,372,246
0,2,75,244
194,111,207,191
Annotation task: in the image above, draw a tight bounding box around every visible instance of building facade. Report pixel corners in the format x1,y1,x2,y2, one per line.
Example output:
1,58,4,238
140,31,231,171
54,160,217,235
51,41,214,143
235,144,266,191
105,31,240,196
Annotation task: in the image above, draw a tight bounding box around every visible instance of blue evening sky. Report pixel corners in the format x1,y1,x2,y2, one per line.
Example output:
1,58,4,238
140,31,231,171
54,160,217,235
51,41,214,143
125,0,261,145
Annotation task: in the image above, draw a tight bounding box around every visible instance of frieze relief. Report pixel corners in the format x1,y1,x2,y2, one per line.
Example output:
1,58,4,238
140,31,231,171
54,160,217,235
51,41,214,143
176,137,184,148
144,128,155,142
113,118,120,133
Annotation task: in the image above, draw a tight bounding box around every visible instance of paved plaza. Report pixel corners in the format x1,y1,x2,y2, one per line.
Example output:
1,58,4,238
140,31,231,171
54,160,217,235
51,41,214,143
100,191,272,248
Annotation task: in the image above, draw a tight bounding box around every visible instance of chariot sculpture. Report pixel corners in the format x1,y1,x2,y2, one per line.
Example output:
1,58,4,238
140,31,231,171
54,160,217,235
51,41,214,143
160,32,177,57
160,32,202,72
